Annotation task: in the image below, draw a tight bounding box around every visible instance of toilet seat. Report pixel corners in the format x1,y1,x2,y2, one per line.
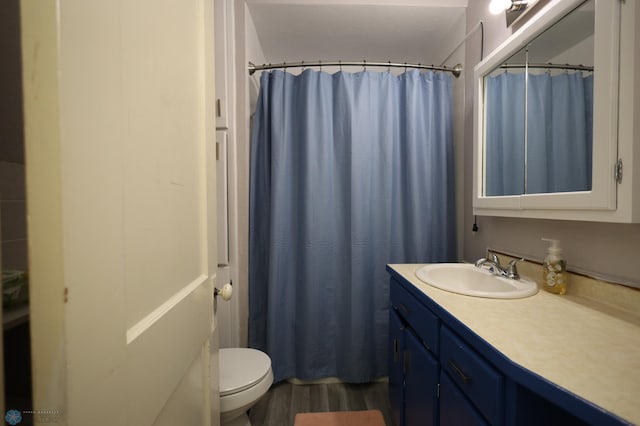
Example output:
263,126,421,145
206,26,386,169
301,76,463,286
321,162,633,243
219,348,272,396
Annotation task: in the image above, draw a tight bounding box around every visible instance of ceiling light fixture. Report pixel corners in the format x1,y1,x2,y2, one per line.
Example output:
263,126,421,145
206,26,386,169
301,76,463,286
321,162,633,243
489,0,529,15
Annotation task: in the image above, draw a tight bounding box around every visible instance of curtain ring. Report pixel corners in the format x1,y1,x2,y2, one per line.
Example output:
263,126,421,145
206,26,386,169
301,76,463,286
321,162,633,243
388,61,391,73
404,62,407,72
339,60,342,71
282,61,286,72
301,60,305,72
363,60,367,72
319,60,322,72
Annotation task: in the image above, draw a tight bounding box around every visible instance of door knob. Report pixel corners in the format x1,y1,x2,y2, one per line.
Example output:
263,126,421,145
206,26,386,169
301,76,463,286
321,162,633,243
214,282,233,301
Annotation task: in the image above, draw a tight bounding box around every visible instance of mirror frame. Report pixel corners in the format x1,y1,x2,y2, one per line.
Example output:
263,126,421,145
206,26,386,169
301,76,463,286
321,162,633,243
473,0,620,219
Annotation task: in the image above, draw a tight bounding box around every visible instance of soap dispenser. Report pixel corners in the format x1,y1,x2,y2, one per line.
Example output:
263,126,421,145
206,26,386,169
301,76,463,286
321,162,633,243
542,238,567,295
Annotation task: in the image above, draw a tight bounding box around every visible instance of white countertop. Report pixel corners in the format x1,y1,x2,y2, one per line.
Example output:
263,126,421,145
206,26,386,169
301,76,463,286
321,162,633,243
389,264,640,425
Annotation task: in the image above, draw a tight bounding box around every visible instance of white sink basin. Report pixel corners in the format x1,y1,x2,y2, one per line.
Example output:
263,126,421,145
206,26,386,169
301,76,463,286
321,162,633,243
415,263,538,299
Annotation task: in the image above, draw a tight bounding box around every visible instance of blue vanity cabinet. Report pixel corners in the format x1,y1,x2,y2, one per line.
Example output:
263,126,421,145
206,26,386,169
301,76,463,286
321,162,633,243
389,275,502,425
389,277,440,426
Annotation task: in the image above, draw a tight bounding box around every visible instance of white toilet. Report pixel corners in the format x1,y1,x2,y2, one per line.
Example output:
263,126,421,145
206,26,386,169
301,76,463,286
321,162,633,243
218,348,273,426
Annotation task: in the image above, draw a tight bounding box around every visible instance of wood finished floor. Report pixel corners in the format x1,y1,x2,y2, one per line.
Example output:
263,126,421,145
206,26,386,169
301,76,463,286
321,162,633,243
248,381,393,426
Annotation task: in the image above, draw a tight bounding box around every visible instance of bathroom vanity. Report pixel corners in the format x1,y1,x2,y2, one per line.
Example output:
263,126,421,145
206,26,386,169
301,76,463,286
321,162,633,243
387,264,639,426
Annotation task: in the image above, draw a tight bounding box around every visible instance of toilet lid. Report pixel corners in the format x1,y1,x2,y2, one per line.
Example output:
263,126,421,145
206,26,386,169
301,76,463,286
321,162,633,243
218,348,272,397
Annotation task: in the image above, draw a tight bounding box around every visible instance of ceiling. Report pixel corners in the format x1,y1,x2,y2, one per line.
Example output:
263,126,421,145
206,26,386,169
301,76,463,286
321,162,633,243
247,0,468,67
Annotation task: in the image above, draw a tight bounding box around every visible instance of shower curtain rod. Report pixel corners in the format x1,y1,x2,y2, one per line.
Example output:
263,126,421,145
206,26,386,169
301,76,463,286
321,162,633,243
499,63,593,72
248,60,463,78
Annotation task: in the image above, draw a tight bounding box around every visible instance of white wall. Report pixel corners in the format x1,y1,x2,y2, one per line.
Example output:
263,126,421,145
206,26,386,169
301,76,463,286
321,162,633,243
246,6,266,113
440,11,467,261
463,1,640,288
228,2,268,348
214,0,268,350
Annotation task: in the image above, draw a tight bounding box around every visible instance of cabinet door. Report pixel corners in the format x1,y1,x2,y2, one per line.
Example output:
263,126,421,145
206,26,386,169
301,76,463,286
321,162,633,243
440,325,503,424
389,309,405,426
440,372,488,426
404,329,439,426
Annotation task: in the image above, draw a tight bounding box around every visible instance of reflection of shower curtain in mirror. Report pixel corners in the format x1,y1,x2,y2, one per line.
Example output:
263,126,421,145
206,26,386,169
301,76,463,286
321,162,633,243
485,73,526,196
527,72,593,193
486,72,593,195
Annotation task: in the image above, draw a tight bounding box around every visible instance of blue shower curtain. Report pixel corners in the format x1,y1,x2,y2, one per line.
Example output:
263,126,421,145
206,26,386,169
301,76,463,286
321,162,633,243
485,71,593,196
249,69,456,383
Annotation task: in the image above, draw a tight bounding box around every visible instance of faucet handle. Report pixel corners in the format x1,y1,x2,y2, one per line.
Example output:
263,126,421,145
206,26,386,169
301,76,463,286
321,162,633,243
506,258,524,280
486,250,500,265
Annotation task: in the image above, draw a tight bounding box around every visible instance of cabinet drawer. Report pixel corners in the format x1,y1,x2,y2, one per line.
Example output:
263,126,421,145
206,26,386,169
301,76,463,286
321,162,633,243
441,325,503,425
390,278,439,353
440,370,489,426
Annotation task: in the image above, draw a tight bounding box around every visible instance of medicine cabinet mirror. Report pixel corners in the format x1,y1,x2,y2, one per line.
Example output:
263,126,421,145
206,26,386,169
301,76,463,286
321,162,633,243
473,0,623,220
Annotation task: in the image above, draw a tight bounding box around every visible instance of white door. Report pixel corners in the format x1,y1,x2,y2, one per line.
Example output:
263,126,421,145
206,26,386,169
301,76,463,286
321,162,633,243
20,0,219,425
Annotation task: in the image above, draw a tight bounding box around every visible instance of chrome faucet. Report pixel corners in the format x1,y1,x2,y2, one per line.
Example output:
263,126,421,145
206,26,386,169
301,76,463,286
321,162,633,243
474,249,501,272
474,250,523,280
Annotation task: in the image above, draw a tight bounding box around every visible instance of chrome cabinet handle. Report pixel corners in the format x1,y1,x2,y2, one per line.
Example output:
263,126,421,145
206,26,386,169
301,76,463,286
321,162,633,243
448,359,471,384
398,303,409,314
393,338,400,363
